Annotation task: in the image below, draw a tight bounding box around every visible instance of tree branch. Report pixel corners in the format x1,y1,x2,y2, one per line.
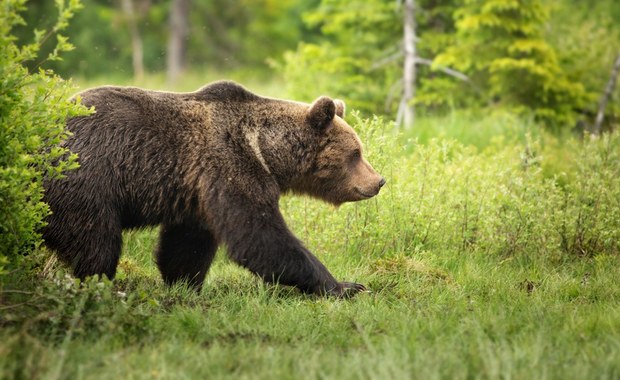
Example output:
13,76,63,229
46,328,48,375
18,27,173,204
371,51,470,82
414,57,470,82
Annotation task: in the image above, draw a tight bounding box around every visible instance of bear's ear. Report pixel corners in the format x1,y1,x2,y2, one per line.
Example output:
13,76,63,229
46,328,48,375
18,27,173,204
306,96,335,131
334,99,345,118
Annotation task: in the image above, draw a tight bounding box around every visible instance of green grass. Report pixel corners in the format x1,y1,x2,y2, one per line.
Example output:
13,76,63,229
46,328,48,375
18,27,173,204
2,77,620,379
3,237,620,379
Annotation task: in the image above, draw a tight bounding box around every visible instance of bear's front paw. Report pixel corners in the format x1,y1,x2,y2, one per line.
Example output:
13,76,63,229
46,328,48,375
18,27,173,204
327,282,367,298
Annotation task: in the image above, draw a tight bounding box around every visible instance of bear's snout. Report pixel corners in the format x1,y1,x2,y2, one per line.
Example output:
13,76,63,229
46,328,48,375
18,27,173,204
352,172,385,201
369,176,386,195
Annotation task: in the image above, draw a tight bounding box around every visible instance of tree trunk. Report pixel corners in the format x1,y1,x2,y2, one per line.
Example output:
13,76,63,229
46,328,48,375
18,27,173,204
400,0,416,130
120,0,144,81
593,53,620,134
167,0,190,84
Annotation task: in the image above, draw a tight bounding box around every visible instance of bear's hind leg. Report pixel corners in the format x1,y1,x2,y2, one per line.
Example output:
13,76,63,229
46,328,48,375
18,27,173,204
73,229,122,280
156,223,218,291
44,214,123,281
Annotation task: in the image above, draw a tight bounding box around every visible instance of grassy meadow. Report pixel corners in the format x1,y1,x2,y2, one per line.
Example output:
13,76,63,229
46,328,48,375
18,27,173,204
2,76,620,379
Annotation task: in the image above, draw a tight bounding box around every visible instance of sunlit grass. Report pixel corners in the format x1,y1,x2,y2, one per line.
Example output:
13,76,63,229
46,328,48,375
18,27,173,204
3,243,620,379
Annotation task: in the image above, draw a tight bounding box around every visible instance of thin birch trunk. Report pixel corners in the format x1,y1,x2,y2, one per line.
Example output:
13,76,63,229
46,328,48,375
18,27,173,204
401,0,416,130
593,53,620,134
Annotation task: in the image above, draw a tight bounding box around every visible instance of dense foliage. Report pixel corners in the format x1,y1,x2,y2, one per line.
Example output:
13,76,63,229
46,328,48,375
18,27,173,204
435,0,588,125
0,0,88,273
282,0,460,114
283,0,620,128
14,0,620,129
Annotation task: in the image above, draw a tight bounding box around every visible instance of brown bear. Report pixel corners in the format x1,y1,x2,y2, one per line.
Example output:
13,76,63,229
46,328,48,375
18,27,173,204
42,81,385,297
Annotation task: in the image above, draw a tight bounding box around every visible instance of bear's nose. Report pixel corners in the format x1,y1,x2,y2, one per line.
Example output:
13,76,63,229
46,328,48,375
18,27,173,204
378,177,386,188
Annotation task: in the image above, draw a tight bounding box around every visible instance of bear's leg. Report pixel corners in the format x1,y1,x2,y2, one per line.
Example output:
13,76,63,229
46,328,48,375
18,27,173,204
155,223,218,291
224,210,365,298
44,213,123,281
74,229,123,280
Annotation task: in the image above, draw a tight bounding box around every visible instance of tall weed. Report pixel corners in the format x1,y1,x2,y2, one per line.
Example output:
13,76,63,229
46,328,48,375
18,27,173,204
282,116,620,266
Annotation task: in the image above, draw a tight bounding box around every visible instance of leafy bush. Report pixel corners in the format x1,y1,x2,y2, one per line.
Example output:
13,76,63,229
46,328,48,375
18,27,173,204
0,0,88,273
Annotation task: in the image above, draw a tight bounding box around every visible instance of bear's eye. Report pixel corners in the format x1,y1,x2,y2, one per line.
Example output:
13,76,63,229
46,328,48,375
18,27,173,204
351,149,361,160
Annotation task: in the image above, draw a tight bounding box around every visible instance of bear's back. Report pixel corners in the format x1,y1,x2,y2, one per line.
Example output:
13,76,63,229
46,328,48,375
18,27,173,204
76,86,183,119
71,81,260,132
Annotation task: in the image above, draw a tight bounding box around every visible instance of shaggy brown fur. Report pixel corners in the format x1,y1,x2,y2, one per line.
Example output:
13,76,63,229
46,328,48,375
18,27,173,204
42,81,385,297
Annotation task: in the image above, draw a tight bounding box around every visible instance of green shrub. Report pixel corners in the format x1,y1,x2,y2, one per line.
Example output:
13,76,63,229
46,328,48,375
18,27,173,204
0,0,88,274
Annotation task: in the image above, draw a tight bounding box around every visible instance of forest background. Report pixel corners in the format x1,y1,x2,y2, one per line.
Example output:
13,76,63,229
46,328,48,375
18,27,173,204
16,0,620,129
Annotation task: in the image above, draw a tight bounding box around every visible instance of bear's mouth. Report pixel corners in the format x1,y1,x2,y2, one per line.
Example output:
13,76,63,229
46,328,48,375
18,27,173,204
354,188,377,199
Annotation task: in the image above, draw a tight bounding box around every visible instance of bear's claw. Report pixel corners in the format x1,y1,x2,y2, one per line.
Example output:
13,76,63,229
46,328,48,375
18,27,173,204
326,282,367,298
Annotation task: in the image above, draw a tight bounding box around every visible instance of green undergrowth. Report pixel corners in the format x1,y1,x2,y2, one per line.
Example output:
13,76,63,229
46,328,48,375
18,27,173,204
2,114,620,379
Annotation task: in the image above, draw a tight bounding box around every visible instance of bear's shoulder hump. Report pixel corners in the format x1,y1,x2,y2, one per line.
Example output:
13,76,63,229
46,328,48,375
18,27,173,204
194,81,259,103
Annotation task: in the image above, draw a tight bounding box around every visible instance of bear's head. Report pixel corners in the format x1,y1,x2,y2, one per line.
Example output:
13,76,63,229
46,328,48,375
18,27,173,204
292,96,386,206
